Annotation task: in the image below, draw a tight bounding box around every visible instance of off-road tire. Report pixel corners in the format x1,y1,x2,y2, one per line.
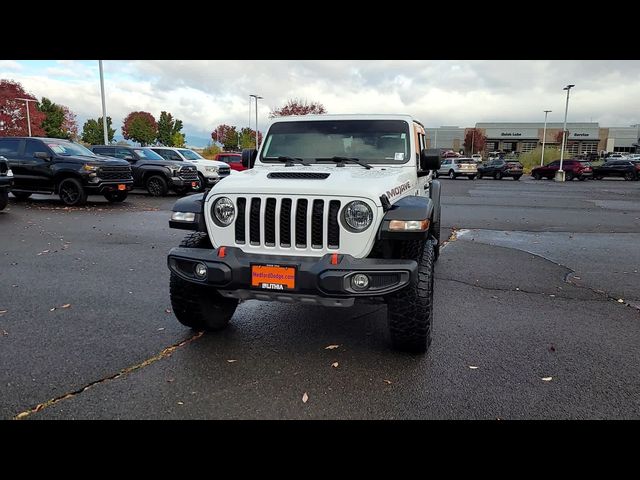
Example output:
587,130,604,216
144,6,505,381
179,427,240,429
386,240,435,353
11,191,32,200
146,175,168,197
170,232,238,331
104,191,128,203
58,178,88,206
196,173,207,192
0,189,8,210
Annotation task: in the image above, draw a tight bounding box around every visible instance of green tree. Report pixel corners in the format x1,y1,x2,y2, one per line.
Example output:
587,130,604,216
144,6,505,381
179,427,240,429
122,111,157,146
238,127,262,149
38,97,66,138
81,117,115,145
171,131,186,147
156,111,185,146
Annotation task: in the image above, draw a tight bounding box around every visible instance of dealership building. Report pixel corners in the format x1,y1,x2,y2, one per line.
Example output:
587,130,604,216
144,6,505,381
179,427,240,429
425,123,640,155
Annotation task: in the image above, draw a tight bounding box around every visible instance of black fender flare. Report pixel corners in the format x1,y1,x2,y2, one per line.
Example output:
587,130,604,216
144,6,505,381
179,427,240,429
377,195,434,240
429,179,441,234
169,192,207,231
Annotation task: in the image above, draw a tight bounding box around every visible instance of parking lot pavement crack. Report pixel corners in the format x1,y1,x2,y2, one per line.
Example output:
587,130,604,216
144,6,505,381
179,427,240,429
12,331,204,420
436,276,608,302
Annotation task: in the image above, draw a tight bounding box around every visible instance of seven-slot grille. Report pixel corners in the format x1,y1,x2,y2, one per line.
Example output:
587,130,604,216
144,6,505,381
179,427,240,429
178,167,198,181
234,197,341,250
98,166,132,181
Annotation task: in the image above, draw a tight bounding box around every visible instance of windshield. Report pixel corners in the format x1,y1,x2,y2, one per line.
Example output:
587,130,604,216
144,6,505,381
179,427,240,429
178,149,202,160
47,142,96,157
134,148,165,160
260,120,411,164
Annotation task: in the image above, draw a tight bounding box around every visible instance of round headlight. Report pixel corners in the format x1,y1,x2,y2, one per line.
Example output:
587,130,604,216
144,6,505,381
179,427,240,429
212,197,235,226
343,201,373,232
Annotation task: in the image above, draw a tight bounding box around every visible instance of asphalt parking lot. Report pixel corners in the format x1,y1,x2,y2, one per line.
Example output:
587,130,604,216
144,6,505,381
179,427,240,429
1,178,639,419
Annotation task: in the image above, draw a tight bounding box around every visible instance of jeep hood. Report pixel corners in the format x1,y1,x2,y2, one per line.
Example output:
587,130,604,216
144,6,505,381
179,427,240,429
209,165,418,205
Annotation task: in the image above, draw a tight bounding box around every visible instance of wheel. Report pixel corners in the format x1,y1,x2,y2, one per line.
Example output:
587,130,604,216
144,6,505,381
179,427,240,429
533,172,542,180
11,191,32,200
448,170,456,179
565,172,574,181
624,172,635,181
0,189,7,211
196,173,207,192
513,175,521,181
594,175,604,180
477,171,483,179
146,175,168,197
494,171,503,180
104,191,128,203
468,175,476,180
386,240,435,353
170,232,239,331
58,178,88,206
578,176,587,181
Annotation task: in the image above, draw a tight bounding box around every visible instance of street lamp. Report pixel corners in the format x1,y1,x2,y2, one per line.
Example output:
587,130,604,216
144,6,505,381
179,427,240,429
557,84,575,182
540,110,552,166
16,98,38,137
250,94,263,150
98,60,109,145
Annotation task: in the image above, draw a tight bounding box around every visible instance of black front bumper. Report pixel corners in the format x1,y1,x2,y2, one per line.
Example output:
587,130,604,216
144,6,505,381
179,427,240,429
167,246,417,297
0,177,13,188
85,180,134,194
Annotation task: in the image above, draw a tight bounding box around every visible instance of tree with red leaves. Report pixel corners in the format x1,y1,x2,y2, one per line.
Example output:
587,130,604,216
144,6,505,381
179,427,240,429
0,79,46,137
269,98,327,118
211,124,239,151
122,111,157,146
554,129,568,145
61,106,78,140
463,129,486,155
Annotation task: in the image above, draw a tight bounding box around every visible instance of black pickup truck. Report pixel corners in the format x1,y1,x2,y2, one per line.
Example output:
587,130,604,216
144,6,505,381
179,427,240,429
0,155,13,211
0,137,133,206
90,145,199,196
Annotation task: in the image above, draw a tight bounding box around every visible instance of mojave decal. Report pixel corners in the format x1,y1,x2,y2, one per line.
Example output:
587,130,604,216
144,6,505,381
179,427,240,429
385,181,412,199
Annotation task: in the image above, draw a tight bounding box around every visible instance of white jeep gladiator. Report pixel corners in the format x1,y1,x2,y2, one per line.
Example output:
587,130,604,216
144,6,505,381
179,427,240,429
166,114,442,352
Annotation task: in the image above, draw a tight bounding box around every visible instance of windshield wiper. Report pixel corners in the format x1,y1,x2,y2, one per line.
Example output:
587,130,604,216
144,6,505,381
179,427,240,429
274,156,310,167
318,156,372,169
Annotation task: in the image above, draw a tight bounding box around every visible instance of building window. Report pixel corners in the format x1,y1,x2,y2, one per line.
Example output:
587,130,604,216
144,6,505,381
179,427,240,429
567,142,580,155
581,142,598,154
521,141,538,153
613,146,633,153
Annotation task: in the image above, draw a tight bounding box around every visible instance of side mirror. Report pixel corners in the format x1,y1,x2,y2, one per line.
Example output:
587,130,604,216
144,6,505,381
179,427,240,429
35,152,51,161
241,149,258,169
420,148,441,171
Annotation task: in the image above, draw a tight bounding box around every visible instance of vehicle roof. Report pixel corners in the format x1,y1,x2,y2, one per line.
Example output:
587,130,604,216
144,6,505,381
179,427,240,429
0,136,73,142
267,114,416,123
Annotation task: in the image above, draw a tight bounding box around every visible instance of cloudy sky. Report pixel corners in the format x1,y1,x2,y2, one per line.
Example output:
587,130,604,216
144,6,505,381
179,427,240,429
2,60,639,147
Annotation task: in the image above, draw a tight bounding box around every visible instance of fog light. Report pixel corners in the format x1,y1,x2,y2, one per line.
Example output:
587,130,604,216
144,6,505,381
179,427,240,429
351,273,369,290
194,263,207,279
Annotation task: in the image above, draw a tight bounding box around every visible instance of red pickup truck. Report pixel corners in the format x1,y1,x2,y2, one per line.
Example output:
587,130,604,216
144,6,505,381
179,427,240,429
214,153,245,171
531,159,593,181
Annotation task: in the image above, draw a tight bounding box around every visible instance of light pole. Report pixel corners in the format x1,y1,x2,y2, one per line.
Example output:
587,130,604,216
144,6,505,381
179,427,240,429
98,60,109,145
250,94,263,150
540,110,552,166
16,98,38,136
470,128,475,155
434,129,438,148
557,84,575,182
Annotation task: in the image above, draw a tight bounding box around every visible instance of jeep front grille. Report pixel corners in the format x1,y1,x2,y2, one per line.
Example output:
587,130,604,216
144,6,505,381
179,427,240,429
234,197,340,250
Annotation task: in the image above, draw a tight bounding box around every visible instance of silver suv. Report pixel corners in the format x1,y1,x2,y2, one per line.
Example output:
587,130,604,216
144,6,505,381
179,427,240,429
436,157,477,180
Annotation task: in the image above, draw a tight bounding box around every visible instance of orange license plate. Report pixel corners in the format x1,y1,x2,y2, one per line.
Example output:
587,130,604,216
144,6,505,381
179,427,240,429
117,184,126,191
251,264,296,291
192,181,198,188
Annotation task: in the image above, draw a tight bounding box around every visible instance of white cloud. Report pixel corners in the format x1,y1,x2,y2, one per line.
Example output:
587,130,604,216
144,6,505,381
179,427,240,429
0,60,23,71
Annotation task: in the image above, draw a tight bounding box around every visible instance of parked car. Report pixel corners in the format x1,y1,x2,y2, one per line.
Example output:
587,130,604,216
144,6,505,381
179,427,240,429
0,155,13,211
436,157,477,179
0,137,133,206
477,159,523,180
593,160,640,181
531,159,593,181
150,147,230,192
90,145,199,197
605,153,628,160
214,152,246,171
471,154,483,163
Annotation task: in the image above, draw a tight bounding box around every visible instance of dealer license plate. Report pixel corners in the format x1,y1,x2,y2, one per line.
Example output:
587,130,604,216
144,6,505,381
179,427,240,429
117,184,126,191
251,264,296,291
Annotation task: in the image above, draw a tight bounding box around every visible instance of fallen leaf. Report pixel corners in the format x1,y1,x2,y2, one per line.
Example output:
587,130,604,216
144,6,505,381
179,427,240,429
573,276,581,280
491,295,498,299
617,299,624,303
549,344,556,352
15,412,29,420
177,401,184,405
49,307,56,312
469,366,479,370
383,379,392,384
302,392,309,403
166,378,174,383
164,309,172,313
0,310,7,315
541,377,553,382
61,304,71,309
325,344,340,350
1,330,8,336
331,362,339,368
157,327,165,331
550,294,556,297
227,359,237,363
